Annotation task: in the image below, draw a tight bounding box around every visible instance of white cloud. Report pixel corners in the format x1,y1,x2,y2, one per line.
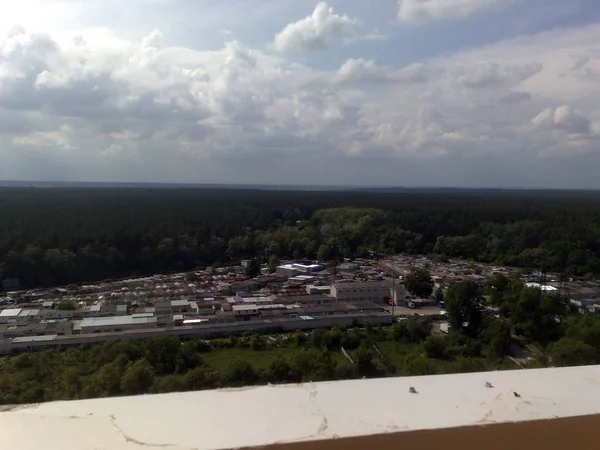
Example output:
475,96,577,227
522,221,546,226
334,59,434,84
273,2,358,52
398,0,504,23
12,126,77,150
532,105,591,134
457,62,542,88
1,18,600,187
100,143,123,156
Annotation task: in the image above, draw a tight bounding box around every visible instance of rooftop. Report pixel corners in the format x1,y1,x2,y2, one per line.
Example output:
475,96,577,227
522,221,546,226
170,300,190,307
232,304,259,311
12,334,58,343
333,280,389,289
525,282,559,292
1,365,599,449
0,309,22,318
80,314,157,328
19,309,41,317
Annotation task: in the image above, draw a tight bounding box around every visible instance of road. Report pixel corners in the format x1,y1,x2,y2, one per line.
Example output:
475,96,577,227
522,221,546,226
383,305,444,317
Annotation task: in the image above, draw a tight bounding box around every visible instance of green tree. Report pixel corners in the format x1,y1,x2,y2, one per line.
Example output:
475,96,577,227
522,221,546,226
449,357,486,374
310,329,327,349
485,273,511,307
185,271,200,282
292,330,308,348
403,355,439,376
354,345,377,376
311,351,337,381
152,374,188,393
120,359,155,394
422,335,449,359
406,316,433,342
267,255,279,274
445,280,484,337
226,360,257,385
249,335,266,351
176,340,204,373
185,366,220,390
547,338,598,366
245,258,261,278
403,268,434,298
144,336,180,375
479,315,512,358
511,287,567,344
266,356,292,382
564,315,600,348
95,362,125,395
56,300,77,311
389,317,432,343
317,244,335,262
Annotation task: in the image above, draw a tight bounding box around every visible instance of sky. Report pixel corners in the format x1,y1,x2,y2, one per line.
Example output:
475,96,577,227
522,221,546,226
1,0,600,188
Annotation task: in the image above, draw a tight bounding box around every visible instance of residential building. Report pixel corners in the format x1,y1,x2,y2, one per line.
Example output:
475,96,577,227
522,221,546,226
305,285,332,295
232,304,259,320
288,275,316,283
155,301,173,327
170,299,193,313
330,281,391,302
231,280,260,293
391,284,408,305
276,264,300,277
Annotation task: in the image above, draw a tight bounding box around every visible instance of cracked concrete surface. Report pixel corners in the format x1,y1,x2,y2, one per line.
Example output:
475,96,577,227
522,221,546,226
2,366,600,449
109,414,183,448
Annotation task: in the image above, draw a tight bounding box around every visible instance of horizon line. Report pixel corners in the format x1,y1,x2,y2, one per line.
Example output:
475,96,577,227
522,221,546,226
0,180,599,192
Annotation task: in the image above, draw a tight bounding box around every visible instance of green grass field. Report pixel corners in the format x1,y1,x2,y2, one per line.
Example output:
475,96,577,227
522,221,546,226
375,341,417,369
202,348,291,370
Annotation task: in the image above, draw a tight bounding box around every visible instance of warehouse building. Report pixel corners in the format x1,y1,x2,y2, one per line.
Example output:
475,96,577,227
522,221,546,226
78,313,157,334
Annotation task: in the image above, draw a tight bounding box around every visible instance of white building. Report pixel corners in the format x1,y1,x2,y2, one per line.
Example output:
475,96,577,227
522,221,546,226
292,263,324,273
330,281,390,302
232,304,259,317
277,263,324,277
525,282,559,293
306,285,332,295
276,264,300,277
79,314,157,334
0,308,41,324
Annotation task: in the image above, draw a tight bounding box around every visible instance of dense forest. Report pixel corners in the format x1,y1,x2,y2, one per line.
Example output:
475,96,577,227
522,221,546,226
2,188,600,288
1,275,597,405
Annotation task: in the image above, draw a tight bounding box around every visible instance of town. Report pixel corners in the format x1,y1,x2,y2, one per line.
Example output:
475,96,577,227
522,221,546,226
2,255,599,354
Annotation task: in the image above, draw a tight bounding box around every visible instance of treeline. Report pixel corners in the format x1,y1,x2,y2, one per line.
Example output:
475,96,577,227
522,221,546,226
2,188,600,287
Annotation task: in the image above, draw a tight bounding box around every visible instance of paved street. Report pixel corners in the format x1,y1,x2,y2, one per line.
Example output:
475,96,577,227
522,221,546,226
383,305,444,317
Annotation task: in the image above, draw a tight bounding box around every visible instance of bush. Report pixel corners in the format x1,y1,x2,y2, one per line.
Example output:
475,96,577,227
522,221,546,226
120,359,155,394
